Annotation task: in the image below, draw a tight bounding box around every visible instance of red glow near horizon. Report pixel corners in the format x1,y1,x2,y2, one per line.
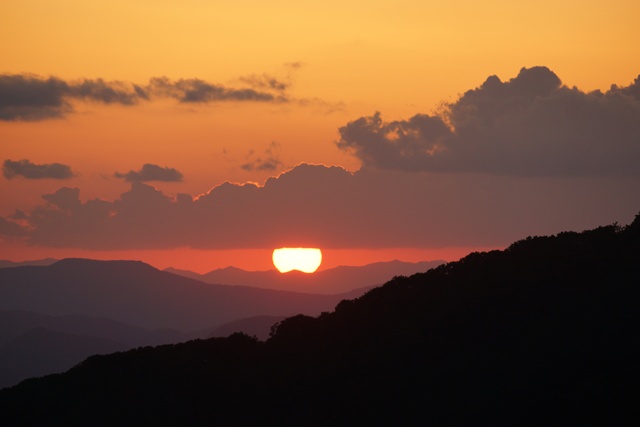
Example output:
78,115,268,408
0,241,499,273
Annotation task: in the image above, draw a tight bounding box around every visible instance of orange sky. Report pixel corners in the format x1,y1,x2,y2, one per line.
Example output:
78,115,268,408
1,242,496,274
2,1,640,271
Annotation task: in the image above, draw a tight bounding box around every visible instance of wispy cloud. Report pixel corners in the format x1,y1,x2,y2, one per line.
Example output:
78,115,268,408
0,72,293,121
241,142,283,172
238,73,290,92
147,77,286,103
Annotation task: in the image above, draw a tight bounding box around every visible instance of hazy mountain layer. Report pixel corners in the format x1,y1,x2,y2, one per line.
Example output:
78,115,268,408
166,259,444,294
2,215,638,425
0,259,359,332
0,259,58,268
0,310,192,389
0,259,392,389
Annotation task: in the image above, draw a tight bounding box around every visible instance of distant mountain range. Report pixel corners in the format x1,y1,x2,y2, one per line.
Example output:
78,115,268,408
165,260,444,294
0,310,189,347
0,258,443,295
0,258,442,389
0,309,283,389
0,310,192,390
0,259,359,332
0,258,58,268
1,216,637,424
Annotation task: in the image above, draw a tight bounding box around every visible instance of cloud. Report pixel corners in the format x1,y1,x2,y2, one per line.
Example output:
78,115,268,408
284,61,303,70
3,159,74,180
67,78,145,104
2,164,638,250
0,74,71,121
238,74,290,92
337,67,640,176
241,142,283,172
147,77,285,103
0,217,27,237
3,67,638,250
0,72,292,121
41,187,82,210
8,210,28,220
114,164,184,182
0,75,147,121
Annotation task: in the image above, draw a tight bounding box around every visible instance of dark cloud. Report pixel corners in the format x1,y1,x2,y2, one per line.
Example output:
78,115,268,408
68,78,144,104
114,164,184,182
0,74,70,121
3,159,74,180
0,75,147,121
241,142,283,172
2,164,637,250
147,77,285,103
8,210,28,220
41,187,82,211
0,73,292,121
0,217,27,237
337,67,640,176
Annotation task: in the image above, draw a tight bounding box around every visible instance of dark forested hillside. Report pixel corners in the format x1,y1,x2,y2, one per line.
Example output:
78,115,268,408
1,216,639,426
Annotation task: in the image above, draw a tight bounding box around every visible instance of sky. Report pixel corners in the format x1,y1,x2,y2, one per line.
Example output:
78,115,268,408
1,0,640,272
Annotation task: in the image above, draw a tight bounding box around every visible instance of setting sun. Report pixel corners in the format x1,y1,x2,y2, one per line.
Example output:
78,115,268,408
272,248,322,273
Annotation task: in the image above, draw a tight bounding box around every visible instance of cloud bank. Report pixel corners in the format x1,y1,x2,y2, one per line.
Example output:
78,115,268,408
114,164,184,182
3,159,74,180
1,163,637,250
0,73,290,121
337,67,640,176
2,67,638,251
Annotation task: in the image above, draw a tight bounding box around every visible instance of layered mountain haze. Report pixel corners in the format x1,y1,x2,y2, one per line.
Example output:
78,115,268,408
0,310,191,389
0,310,188,346
0,259,357,332
165,259,444,294
0,258,435,388
1,325,128,390
0,259,57,268
1,216,638,424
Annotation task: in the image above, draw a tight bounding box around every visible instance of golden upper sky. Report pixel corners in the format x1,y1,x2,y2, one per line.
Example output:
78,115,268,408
1,0,639,270
3,0,639,103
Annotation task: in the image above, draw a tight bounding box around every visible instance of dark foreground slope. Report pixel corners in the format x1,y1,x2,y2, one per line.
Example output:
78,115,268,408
1,217,639,425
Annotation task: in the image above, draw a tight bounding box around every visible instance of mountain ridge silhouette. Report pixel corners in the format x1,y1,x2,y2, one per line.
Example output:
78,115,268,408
165,259,444,294
0,258,358,332
1,214,638,424
0,258,419,389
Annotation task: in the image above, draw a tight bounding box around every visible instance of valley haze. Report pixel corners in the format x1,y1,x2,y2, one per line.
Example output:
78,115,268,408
1,216,637,424
0,258,437,389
